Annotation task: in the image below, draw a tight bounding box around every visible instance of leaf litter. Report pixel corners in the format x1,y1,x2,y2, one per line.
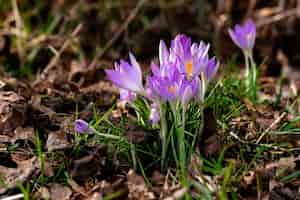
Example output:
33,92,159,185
1,1,300,199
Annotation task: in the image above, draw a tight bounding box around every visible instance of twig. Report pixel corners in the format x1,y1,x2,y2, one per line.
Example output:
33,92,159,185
11,0,24,63
34,23,82,84
103,0,185,9
0,194,24,200
297,0,300,17
230,131,283,150
256,112,287,144
229,131,248,143
256,8,299,28
245,0,257,20
88,0,147,69
277,0,285,12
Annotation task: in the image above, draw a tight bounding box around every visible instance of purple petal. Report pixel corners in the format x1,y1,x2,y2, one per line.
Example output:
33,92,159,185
105,55,144,93
181,86,193,105
159,40,169,65
228,19,256,52
149,103,160,124
129,53,142,84
75,119,95,134
206,57,219,80
151,62,160,77
120,88,136,102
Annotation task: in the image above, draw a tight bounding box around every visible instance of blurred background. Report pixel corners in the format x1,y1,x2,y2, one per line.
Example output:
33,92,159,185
0,0,300,81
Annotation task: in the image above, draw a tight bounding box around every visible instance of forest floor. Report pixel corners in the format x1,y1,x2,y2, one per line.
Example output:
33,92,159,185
1,1,300,199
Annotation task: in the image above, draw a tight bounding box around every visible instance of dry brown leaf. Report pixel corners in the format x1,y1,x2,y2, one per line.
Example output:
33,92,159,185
67,178,87,196
265,156,299,170
243,98,256,112
0,91,26,133
243,171,256,186
0,91,24,103
127,169,155,200
86,192,102,200
0,156,38,194
36,187,51,200
44,160,54,177
12,127,35,144
71,154,102,182
46,130,71,151
49,183,72,200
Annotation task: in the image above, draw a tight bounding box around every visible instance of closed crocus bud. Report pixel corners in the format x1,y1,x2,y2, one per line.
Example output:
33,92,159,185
75,119,95,134
149,103,160,124
205,57,219,81
228,19,256,55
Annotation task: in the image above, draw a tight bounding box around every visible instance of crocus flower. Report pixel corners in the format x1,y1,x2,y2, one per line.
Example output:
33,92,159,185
179,77,200,105
204,57,219,81
149,103,160,124
150,61,178,81
75,119,95,134
147,75,179,102
105,53,144,93
228,19,256,54
120,88,136,102
170,34,210,79
147,65,181,102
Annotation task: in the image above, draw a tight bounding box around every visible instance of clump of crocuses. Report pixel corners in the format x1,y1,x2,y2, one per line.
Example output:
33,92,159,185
105,34,219,173
229,19,257,100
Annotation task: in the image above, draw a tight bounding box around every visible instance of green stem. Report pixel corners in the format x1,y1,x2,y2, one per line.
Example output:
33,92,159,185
130,143,137,170
190,106,204,155
94,130,124,140
249,52,257,101
249,53,257,84
243,52,251,89
159,103,168,171
179,106,187,186
243,52,250,78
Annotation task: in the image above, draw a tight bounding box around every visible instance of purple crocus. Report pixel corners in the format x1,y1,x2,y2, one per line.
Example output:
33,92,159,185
170,34,210,79
75,119,95,134
147,64,182,102
119,88,136,102
105,53,144,93
179,77,200,105
228,19,256,54
149,103,160,124
204,57,219,81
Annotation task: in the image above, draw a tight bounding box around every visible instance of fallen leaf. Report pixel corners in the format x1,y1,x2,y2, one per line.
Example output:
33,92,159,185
127,169,155,200
243,171,256,185
0,91,26,133
36,187,51,200
12,127,35,144
0,156,38,194
86,192,102,200
67,178,87,196
49,183,72,200
46,130,71,151
71,154,102,182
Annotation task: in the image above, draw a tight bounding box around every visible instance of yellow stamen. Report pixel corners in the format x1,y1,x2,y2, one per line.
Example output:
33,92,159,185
186,60,193,77
169,85,175,94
